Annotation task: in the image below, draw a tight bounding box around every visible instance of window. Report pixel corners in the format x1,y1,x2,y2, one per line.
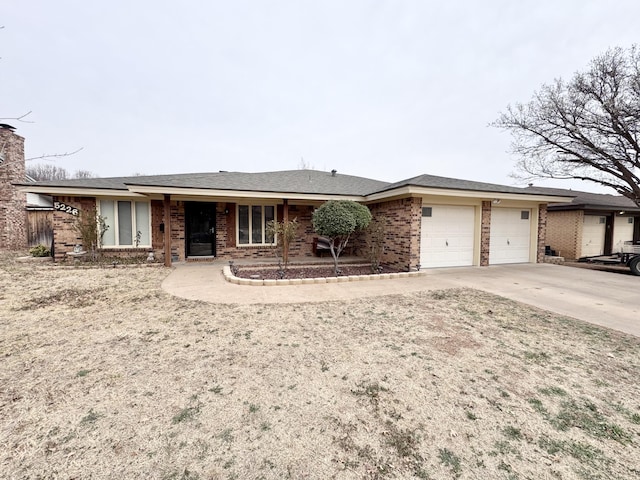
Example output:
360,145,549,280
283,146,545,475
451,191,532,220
422,207,433,217
99,200,151,247
520,210,530,220
237,204,275,245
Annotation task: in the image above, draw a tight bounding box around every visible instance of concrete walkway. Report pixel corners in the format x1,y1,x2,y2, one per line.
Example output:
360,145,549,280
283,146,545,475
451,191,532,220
162,262,640,337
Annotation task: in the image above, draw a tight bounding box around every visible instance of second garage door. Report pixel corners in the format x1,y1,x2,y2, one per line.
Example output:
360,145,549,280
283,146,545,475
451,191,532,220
613,216,634,253
581,215,607,257
490,208,532,264
420,205,475,268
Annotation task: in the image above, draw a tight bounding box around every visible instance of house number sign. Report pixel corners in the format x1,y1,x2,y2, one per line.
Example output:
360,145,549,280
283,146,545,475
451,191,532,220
53,201,80,216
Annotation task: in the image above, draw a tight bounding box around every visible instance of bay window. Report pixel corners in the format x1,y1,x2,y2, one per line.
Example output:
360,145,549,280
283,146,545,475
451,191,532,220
99,200,151,247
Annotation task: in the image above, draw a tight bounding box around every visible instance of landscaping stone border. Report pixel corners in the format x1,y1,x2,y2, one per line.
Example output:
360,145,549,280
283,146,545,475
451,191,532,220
222,266,427,286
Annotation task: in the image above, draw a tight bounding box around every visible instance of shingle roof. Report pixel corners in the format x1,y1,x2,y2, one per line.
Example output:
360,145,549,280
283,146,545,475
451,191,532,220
18,169,578,201
372,173,557,196
124,170,389,196
524,186,640,211
21,170,389,196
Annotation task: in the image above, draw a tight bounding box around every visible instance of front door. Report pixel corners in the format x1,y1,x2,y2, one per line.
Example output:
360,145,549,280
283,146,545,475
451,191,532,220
186,202,216,257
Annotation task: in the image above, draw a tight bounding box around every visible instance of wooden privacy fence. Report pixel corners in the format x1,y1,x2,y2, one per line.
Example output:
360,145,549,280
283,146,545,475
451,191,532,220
27,210,53,248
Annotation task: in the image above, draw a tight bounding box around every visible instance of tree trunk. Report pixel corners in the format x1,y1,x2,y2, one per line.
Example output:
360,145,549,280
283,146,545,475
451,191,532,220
330,244,339,276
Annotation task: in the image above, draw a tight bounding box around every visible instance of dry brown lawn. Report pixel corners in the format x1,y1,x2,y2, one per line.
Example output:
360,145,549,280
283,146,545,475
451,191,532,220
1,255,640,479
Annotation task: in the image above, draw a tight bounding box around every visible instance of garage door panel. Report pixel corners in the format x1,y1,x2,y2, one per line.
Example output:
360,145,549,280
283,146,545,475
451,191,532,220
582,216,606,257
613,216,634,253
420,205,475,268
490,208,531,264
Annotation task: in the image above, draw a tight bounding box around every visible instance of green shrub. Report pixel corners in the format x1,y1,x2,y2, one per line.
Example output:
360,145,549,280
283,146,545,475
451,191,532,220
29,244,51,257
312,200,372,275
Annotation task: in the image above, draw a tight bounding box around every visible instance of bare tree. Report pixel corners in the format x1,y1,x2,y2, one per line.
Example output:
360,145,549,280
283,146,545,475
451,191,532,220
27,163,96,181
73,169,95,179
297,157,314,170
494,46,640,207
26,164,69,181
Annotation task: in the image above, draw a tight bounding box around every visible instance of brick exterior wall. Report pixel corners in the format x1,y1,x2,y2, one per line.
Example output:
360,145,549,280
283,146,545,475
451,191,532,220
537,204,548,262
365,197,422,271
151,200,165,261
287,204,317,258
215,203,317,261
52,196,96,261
53,196,159,262
0,127,27,250
169,201,185,261
546,210,583,260
46,194,550,266
47,197,322,263
480,201,491,266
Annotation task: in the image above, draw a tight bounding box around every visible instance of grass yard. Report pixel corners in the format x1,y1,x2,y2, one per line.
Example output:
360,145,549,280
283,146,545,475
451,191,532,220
1,257,639,479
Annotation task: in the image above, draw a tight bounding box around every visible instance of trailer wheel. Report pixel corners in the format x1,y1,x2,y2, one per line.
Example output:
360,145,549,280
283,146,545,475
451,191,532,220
630,256,640,276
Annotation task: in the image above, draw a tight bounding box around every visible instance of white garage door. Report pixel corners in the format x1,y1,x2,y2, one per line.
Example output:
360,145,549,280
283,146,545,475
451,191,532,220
582,215,606,257
613,216,634,252
489,208,532,264
420,205,475,268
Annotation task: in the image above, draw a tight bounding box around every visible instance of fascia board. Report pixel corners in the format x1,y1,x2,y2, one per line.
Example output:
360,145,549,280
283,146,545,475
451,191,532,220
17,185,146,198
549,203,640,213
125,185,366,202
365,186,574,203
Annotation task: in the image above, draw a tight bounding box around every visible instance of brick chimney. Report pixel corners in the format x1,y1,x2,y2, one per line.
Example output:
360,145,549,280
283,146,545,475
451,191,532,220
0,124,27,250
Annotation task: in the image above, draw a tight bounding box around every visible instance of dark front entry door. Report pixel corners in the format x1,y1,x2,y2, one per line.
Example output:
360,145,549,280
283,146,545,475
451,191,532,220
186,202,216,257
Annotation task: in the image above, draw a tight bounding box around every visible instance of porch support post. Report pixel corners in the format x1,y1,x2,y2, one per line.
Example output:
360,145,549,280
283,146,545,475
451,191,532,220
282,198,289,259
163,194,172,267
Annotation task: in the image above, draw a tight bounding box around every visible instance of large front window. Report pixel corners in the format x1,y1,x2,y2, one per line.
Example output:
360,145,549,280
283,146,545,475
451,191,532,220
99,200,151,247
237,204,275,245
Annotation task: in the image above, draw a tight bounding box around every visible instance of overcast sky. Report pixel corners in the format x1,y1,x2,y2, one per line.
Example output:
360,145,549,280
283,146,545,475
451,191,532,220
3,1,639,192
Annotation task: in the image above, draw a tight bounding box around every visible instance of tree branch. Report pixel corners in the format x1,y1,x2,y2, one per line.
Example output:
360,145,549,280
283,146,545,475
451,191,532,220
494,45,640,206
0,111,35,123
26,147,84,162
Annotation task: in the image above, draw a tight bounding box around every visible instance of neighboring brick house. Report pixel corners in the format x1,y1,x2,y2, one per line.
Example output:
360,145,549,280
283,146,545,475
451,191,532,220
526,186,640,260
0,124,27,250
20,168,570,268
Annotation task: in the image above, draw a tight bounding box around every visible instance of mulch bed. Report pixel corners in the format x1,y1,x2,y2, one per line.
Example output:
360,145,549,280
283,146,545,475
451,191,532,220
235,264,402,280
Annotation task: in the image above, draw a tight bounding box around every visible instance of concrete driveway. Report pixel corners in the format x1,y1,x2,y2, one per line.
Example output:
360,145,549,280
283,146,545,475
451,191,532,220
162,263,640,337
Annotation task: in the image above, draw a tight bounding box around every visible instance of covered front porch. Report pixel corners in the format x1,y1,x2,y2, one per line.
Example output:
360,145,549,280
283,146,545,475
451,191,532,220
157,195,338,267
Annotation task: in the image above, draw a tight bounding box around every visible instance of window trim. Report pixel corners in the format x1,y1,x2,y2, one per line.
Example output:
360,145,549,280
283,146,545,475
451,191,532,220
98,198,152,248
236,203,277,247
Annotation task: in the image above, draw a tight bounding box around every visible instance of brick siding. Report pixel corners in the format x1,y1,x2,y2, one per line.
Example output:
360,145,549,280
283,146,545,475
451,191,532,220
546,210,583,260
537,204,548,262
480,201,491,266
0,128,27,250
52,196,96,260
365,197,422,271
46,194,550,266
151,200,165,261
215,203,317,261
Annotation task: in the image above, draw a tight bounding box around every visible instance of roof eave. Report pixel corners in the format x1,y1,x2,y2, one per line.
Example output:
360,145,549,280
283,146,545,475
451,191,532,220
17,185,144,198
125,184,367,201
548,203,640,212
365,185,574,203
